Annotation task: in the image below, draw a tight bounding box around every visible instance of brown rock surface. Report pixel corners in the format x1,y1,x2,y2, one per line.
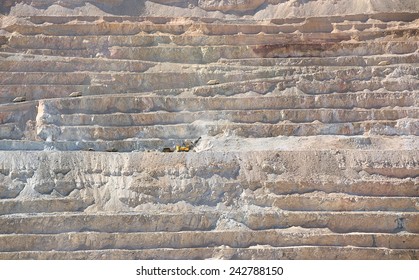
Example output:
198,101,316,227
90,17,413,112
0,1,418,260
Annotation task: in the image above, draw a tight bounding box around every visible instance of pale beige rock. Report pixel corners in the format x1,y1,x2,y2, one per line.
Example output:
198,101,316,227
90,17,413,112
207,79,219,85
0,0,418,261
69,91,82,97
378,60,391,66
12,96,25,103
198,0,266,12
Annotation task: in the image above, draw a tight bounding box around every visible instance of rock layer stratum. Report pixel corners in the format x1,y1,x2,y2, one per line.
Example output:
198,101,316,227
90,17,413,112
0,0,418,259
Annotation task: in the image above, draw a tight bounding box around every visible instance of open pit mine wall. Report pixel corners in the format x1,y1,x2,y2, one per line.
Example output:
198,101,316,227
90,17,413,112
0,0,418,260
1,0,419,17
1,149,418,213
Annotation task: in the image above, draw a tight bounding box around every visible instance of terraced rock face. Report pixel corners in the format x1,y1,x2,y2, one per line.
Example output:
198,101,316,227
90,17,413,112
0,1,418,259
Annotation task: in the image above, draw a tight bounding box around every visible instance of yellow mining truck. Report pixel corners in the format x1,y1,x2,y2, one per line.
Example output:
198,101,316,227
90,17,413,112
175,144,191,152
163,137,201,153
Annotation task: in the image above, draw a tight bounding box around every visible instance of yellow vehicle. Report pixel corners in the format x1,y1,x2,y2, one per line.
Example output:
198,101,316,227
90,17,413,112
162,137,201,153
175,145,191,152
